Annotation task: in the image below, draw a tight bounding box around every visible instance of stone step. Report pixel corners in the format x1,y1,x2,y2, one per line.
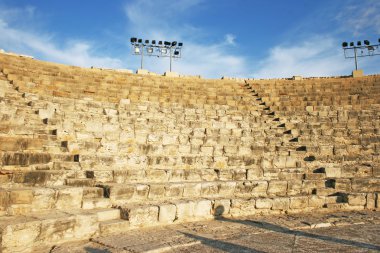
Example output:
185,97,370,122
66,178,95,187
99,219,130,235
0,186,91,215
0,207,121,253
98,179,319,205
82,198,112,210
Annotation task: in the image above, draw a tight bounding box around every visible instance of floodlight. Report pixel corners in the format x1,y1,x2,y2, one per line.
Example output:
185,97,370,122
350,42,354,47
147,47,154,54
357,41,362,46
152,40,156,45
172,41,177,46
178,42,183,47
145,40,149,44
174,50,180,56
164,41,171,46
130,37,137,43
342,42,348,48
161,48,168,54
134,46,140,54
158,41,163,45
364,40,370,46
138,39,142,43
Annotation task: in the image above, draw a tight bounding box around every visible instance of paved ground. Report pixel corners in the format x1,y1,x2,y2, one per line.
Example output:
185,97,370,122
52,211,380,253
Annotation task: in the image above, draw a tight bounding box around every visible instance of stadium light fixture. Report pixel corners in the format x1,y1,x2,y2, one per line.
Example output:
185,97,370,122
341,38,380,70
130,37,183,71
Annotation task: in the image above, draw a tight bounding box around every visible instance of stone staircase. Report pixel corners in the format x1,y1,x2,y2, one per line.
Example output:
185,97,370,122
0,52,379,252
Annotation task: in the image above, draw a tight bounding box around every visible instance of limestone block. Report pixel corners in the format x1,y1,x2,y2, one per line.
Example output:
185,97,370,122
272,197,290,210
267,181,288,196
366,193,376,209
201,170,218,181
0,189,9,211
218,181,236,196
100,219,130,235
224,146,238,154
38,103,56,119
324,166,341,178
290,196,308,209
71,213,98,240
201,182,220,197
96,209,121,222
135,184,150,200
183,183,202,197
158,204,176,223
348,194,366,206
230,199,256,216
7,204,32,215
213,199,231,216
200,146,214,156
335,179,351,191
273,156,287,168
85,121,103,132
308,196,325,208
233,169,247,180
148,185,166,199
256,198,273,209
251,181,269,197
175,201,195,221
146,170,168,182
247,168,263,180
194,199,212,218
165,183,184,198
32,188,56,211
9,189,33,204
55,187,83,210
1,218,42,252
162,134,178,145
38,214,76,243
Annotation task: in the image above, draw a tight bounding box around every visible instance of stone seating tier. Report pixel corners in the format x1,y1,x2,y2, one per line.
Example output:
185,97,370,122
0,52,379,252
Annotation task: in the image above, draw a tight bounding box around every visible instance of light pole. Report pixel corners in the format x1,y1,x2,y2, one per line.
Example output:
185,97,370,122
342,39,380,71
130,38,183,72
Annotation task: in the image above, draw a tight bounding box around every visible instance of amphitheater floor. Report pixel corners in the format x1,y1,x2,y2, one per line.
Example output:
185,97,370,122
51,211,380,253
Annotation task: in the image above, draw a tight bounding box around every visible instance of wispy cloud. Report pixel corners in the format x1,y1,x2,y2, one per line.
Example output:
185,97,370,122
336,0,380,36
0,4,122,69
252,36,353,78
124,0,248,78
252,0,380,78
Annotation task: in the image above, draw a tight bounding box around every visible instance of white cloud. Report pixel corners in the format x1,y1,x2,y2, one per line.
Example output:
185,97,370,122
224,34,236,46
0,5,122,69
252,36,354,78
124,0,248,78
336,0,380,36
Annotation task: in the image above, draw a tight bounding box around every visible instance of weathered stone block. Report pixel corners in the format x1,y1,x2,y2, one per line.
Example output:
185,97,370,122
348,194,366,206
290,196,308,209
256,198,272,209
230,199,256,216
55,187,83,210
183,183,202,197
176,201,195,221
122,205,158,227
10,189,33,204
158,204,176,223
272,197,289,210
194,199,212,218
267,181,287,196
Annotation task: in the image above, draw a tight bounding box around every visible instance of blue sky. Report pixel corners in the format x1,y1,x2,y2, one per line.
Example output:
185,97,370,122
0,0,379,78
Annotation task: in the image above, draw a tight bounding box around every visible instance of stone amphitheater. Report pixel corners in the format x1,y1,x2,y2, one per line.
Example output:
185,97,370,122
0,51,379,253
